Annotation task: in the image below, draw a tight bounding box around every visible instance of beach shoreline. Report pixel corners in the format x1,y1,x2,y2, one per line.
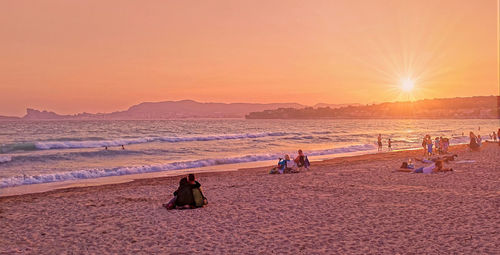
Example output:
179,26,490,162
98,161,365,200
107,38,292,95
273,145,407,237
0,143,466,198
1,142,499,254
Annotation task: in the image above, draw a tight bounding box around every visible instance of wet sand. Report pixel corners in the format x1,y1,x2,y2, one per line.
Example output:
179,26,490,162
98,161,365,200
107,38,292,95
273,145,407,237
1,143,499,254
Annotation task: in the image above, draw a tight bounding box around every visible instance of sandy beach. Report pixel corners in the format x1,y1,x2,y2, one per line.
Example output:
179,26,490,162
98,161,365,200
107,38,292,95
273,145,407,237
1,143,499,254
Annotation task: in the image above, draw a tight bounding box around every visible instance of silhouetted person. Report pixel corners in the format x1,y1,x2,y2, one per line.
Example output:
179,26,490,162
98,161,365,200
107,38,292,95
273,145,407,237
377,134,382,152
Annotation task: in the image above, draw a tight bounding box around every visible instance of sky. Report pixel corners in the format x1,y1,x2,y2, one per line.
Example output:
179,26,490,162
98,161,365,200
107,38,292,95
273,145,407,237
0,0,498,116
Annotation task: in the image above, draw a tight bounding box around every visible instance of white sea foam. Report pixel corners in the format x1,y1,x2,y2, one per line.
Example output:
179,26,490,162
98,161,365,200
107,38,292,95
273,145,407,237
0,156,12,163
0,144,376,188
34,132,287,150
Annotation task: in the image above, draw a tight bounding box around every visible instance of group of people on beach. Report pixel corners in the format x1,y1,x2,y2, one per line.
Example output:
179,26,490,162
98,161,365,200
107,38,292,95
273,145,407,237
163,149,310,210
492,129,500,146
377,134,393,151
399,128,500,174
269,149,310,174
468,129,500,150
164,128,500,210
421,135,450,156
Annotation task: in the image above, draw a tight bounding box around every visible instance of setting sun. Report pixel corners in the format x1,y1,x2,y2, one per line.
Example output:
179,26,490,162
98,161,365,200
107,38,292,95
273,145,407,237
401,78,415,92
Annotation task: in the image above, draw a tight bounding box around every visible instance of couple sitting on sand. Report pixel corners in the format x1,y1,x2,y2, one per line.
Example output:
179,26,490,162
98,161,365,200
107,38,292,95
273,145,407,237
270,149,310,174
163,174,208,210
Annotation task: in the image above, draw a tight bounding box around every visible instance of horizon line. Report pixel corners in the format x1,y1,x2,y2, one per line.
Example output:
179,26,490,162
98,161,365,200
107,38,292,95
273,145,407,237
2,94,498,118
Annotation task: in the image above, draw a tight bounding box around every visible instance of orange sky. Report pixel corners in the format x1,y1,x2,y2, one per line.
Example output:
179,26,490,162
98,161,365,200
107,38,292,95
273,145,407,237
0,0,498,116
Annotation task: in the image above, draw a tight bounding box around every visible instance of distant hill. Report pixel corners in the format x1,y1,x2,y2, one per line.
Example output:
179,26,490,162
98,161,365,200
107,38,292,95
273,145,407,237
246,96,500,119
18,100,306,120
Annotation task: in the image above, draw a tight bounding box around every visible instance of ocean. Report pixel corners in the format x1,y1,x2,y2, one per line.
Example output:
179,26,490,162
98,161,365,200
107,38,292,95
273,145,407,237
0,119,498,190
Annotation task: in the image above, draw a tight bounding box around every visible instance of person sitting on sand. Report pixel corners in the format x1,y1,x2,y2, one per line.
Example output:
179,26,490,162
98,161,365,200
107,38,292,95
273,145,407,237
283,154,299,173
294,149,310,170
469,132,480,151
163,174,207,210
270,156,287,174
187,174,208,207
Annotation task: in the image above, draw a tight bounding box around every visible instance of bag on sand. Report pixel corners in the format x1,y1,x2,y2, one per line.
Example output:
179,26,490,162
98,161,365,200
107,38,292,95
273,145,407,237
192,188,206,207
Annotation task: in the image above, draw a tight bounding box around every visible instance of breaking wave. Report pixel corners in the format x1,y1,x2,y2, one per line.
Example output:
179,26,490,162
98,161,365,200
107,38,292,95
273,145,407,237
0,144,376,188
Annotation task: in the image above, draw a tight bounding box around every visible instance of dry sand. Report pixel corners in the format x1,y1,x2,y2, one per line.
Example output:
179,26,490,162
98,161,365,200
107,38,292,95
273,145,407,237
1,143,499,254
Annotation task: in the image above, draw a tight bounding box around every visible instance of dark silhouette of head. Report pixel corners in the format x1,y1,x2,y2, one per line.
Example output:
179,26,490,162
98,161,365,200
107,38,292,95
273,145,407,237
188,174,195,182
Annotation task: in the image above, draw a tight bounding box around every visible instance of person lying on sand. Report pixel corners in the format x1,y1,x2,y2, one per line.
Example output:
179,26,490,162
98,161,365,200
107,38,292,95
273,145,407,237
163,174,207,210
399,160,452,173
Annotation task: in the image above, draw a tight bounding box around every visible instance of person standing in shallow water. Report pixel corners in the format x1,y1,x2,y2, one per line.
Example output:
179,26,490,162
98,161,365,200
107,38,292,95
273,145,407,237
388,139,392,151
377,134,382,152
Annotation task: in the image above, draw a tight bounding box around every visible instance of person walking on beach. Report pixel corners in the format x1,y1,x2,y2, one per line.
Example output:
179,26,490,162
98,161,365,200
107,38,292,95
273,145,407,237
377,134,382,152
493,132,497,142
388,139,392,151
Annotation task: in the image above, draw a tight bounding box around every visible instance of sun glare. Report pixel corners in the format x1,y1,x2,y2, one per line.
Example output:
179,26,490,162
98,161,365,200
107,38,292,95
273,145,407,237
401,78,415,92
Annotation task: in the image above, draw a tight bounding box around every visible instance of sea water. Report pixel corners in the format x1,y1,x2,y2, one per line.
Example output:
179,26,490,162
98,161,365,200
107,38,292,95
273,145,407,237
0,119,498,189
